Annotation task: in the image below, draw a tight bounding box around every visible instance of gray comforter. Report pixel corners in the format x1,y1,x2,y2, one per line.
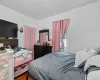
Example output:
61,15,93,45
29,52,85,80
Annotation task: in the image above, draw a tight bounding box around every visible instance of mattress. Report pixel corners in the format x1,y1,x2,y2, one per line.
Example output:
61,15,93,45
14,54,32,67
29,52,85,80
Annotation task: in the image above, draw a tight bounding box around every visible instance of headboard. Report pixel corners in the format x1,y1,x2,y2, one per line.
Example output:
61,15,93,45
0,39,18,49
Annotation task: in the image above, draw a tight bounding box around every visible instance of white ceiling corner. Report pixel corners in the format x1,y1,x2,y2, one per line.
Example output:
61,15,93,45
0,0,99,20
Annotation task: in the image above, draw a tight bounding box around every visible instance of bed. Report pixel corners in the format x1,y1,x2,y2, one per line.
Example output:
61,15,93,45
0,39,33,77
14,47,33,77
14,54,32,67
28,52,85,80
14,53,33,77
28,51,100,80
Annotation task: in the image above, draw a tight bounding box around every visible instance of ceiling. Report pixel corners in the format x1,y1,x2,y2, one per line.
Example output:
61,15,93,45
0,0,98,20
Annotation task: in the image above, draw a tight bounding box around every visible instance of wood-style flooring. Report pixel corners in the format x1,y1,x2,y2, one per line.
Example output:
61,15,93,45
15,73,32,80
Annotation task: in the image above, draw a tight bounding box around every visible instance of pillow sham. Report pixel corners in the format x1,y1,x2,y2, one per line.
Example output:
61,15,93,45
88,49,97,57
84,54,100,72
94,47,100,54
74,49,90,68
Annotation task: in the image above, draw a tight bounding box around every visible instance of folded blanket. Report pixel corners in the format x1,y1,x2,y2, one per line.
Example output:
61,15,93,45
87,66,100,73
13,47,27,53
14,49,32,58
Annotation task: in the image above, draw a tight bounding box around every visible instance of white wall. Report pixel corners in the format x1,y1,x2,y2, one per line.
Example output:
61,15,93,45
38,0,100,53
1,1,100,52
0,4,40,47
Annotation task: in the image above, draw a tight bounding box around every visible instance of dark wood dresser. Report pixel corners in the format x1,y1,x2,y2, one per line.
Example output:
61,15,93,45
34,45,52,59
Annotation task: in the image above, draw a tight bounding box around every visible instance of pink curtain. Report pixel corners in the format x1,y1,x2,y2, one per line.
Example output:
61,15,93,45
52,21,60,52
60,19,70,48
52,19,70,52
60,19,70,39
24,26,36,59
40,33,47,43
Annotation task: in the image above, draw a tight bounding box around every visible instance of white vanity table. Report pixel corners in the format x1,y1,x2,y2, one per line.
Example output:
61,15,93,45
0,51,14,80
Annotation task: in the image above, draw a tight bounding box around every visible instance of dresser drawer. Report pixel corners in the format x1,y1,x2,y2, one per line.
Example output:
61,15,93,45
34,45,52,59
14,63,28,77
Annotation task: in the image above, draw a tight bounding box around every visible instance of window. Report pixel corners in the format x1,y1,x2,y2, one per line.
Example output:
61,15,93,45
60,38,66,49
60,34,67,49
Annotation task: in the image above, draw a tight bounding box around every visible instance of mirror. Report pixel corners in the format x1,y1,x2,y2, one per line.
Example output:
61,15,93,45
39,29,49,43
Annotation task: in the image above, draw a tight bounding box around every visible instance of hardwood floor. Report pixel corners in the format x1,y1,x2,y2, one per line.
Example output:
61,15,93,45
15,73,32,80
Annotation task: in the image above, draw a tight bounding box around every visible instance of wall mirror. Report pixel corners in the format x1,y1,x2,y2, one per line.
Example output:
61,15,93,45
39,29,49,43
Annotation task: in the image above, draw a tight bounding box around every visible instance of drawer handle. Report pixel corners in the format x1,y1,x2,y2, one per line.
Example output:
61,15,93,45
14,69,17,72
21,65,26,69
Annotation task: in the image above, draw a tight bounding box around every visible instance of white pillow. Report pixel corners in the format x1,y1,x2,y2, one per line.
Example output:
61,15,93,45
74,49,91,67
84,55,100,71
88,49,97,57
